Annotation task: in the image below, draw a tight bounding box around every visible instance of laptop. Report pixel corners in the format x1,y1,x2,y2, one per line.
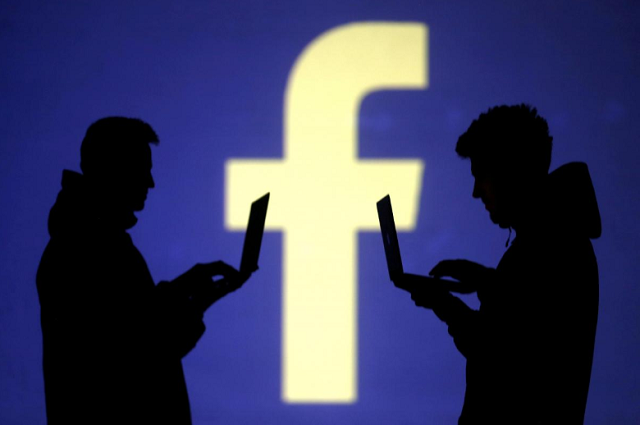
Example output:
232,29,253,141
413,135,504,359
239,192,270,274
192,193,269,313
376,194,475,294
377,195,404,282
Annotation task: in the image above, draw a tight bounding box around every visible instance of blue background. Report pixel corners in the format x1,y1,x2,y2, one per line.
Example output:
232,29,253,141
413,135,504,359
1,1,639,423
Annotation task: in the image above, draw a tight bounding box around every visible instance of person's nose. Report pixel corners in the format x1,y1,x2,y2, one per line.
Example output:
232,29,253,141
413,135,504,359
148,173,155,189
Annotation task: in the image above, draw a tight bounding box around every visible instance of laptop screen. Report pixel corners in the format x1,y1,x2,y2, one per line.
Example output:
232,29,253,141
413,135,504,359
240,192,270,274
377,195,404,281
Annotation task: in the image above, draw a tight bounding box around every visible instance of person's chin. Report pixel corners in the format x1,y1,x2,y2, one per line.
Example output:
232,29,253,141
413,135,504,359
494,216,511,229
132,201,146,212
489,212,509,228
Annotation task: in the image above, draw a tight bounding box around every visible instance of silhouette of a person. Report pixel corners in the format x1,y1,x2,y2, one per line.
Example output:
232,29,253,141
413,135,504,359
396,105,600,424
36,117,250,424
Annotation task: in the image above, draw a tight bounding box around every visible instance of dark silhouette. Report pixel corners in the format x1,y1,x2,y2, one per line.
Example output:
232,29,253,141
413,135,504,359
36,117,250,424
396,105,600,424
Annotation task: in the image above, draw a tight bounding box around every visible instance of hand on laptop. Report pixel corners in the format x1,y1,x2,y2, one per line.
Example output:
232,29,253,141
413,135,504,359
399,273,470,323
172,261,252,312
393,273,437,291
393,272,479,295
429,259,496,290
172,261,239,290
408,279,450,310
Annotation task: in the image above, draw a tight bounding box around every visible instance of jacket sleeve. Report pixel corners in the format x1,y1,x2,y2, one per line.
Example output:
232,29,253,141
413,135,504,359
42,237,206,361
150,280,206,359
431,293,481,358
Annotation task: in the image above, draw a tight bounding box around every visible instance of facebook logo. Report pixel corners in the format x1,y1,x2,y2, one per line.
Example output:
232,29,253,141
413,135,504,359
225,22,427,403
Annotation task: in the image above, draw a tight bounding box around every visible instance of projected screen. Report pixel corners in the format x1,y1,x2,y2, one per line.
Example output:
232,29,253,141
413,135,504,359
1,1,639,424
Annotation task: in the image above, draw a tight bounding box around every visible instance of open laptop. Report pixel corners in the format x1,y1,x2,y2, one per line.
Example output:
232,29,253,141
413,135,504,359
377,195,404,282
376,194,475,294
239,192,270,273
192,193,269,313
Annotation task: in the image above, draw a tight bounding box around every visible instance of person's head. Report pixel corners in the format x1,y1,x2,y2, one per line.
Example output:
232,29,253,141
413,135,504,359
456,104,553,229
80,117,158,212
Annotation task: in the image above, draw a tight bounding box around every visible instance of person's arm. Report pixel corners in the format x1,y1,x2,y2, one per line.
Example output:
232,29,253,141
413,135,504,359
148,261,251,358
151,280,207,358
394,273,479,294
406,281,480,358
396,260,496,358
169,261,252,313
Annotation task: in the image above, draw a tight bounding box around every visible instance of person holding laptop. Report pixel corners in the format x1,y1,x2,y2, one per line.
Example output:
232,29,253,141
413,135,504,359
36,117,257,424
393,105,600,424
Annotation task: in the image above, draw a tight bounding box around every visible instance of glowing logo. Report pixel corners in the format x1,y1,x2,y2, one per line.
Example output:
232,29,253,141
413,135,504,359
226,22,427,403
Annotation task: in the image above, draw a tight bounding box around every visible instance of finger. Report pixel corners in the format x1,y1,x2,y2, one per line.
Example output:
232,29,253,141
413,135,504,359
201,261,238,278
210,278,237,295
394,278,412,292
412,295,430,309
226,271,250,289
429,260,458,277
226,276,246,292
238,271,252,283
410,289,427,302
432,259,474,280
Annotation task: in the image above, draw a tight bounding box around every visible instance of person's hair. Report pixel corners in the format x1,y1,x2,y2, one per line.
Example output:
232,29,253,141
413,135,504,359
80,117,159,176
456,104,553,178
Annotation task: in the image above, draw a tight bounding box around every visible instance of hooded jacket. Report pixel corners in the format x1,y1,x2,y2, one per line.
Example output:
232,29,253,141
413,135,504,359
36,170,205,425
439,162,600,424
